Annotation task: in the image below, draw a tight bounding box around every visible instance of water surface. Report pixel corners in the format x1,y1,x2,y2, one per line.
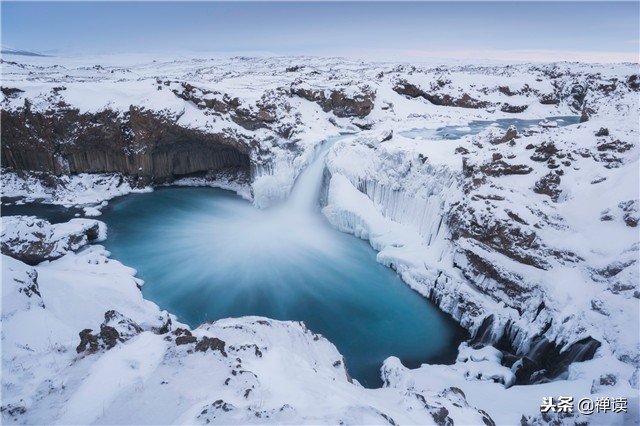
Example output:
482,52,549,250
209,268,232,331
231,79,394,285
400,115,580,140
1,197,83,223
100,187,467,387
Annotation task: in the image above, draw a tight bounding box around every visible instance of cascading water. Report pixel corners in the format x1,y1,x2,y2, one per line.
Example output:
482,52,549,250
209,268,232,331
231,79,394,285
93,136,467,388
286,136,343,212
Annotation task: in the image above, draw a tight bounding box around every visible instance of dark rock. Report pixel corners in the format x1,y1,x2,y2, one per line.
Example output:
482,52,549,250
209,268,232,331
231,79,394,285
498,86,515,96
491,126,518,145
0,404,27,417
155,317,172,334
599,153,623,169
392,80,426,99
76,310,142,354
1,106,251,182
618,200,639,227
479,160,532,177
291,85,375,118
175,335,197,345
627,74,639,91
195,336,227,356
428,406,452,426
352,120,373,130
546,158,559,169
597,81,617,94
580,106,595,122
533,172,562,202
595,127,609,137
506,210,528,225
1,217,98,265
76,328,101,353
597,139,633,153
103,310,143,338
83,221,101,241
596,259,636,279
393,80,490,109
575,148,591,158
530,142,558,162
431,93,490,109
510,336,601,385
1,87,24,97
480,410,496,426
539,94,560,105
454,146,469,155
500,104,528,113
569,83,588,111
99,325,120,350
600,209,615,221
591,374,618,393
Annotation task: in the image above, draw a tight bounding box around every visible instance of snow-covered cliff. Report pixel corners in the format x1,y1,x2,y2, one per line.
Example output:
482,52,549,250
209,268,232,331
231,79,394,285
2,55,638,424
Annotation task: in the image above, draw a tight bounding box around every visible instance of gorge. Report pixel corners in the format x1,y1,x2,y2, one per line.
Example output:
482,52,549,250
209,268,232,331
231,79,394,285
1,55,638,425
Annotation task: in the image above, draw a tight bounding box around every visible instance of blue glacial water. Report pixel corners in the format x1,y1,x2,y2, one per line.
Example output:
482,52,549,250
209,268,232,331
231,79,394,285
400,115,580,140
99,187,467,388
1,197,84,223
98,136,467,388
3,135,469,388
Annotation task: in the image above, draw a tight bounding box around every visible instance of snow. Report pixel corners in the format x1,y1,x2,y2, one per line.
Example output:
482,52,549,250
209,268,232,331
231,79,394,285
2,249,498,425
2,54,639,424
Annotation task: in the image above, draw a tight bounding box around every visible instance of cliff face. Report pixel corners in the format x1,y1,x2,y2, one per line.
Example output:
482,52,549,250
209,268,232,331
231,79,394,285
1,105,251,182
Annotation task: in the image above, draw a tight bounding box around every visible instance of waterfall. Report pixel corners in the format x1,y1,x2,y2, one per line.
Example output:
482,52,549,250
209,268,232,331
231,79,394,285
286,135,347,213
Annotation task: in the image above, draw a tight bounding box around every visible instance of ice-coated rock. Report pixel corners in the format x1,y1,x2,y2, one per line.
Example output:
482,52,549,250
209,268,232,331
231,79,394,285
1,216,103,264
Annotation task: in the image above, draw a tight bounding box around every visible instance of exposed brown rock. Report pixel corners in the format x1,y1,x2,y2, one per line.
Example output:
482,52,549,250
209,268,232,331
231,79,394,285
533,172,562,202
195,336,227,356
291,85,375,118
491,126,518,145
393,80,490,109
1,106,251,182
500,104,528,113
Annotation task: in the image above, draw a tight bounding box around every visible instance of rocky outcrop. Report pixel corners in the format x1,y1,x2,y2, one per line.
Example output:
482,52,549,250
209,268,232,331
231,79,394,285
533,172,562,202
491,126,518,145
478,160,532,177
597,138,634,153
500,103,528,113
393,80,490,109
76,310,143,354
1,105,251,182
1,216,101,265
539,94,560,105
449,206,546,270
618,200,639,227
290,84,375,117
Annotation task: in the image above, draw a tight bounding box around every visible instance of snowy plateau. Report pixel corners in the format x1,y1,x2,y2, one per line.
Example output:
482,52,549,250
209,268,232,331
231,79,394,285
1,55,639,425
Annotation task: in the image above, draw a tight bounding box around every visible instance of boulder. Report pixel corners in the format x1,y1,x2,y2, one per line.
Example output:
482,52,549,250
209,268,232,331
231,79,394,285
76,310,143,354
533,172,562,202
491,126,518,145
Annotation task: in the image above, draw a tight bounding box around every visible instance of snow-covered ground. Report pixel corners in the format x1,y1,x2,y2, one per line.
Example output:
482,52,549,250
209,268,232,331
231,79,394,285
2,55,639,424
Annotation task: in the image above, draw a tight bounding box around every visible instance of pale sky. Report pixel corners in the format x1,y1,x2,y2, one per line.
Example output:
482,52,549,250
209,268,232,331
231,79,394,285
2,1,639,63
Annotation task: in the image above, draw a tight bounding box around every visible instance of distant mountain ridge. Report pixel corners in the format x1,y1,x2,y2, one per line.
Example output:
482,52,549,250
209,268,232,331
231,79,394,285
1,45,50,57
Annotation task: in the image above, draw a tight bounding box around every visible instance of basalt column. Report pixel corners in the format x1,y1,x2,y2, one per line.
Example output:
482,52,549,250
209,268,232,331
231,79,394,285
1,106,251,181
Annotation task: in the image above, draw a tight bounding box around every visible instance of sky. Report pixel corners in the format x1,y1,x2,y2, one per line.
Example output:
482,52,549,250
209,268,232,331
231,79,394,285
1,1,639,63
